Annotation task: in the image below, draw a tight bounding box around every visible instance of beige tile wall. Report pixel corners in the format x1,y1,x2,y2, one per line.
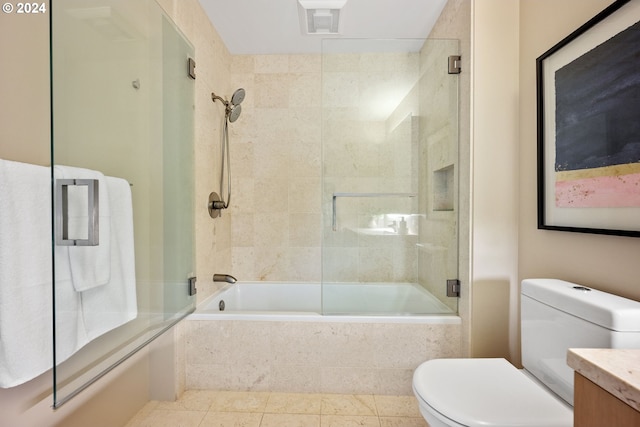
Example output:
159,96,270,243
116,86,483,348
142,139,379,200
228,54,323,282
226,51,429,284
184,319,461,395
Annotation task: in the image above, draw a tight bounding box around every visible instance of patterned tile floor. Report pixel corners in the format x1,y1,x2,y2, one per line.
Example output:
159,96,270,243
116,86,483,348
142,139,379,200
125,390,429,427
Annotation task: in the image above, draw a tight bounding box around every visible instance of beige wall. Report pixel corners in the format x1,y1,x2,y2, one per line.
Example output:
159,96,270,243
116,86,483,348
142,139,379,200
470,0,640,365
225,53,323,282
469,0,520,361
0,0,49,164
516,0,640,364
519,0,640,302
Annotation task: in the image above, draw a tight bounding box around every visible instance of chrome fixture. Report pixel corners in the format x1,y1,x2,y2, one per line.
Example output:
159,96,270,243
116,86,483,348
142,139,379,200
213,274,237,284
209,88,246,218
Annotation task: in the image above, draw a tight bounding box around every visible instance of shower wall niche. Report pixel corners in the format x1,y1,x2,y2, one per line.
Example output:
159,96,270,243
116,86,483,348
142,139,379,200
51,0,195,406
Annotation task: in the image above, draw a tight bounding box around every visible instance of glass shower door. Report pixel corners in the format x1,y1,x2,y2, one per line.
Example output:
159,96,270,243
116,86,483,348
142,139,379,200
321,38,459,315
50,0,195,406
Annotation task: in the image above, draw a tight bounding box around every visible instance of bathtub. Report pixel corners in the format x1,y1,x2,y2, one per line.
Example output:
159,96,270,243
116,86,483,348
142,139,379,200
184,281,461,394
188,281,458,322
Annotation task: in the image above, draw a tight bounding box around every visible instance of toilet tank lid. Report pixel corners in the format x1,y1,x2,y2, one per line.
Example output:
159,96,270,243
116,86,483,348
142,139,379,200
522,279,640,332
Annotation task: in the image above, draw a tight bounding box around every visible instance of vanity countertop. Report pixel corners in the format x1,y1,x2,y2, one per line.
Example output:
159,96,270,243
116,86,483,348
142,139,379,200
567,348,640,412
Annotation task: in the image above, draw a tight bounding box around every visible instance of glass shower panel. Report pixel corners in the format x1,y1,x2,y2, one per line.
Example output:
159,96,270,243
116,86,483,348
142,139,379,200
417,39,459,313
51,0,195,406
321,38,459,315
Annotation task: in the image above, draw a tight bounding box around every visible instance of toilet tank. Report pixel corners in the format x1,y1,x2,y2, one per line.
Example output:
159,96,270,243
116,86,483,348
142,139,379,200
521,278,640,406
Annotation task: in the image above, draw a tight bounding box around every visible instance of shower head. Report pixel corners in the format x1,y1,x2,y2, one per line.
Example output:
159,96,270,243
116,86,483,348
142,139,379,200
228,104,242,123
230,88,245,106
211,88,245,122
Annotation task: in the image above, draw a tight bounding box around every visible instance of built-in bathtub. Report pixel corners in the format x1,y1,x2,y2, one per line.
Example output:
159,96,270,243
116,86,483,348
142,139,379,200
184,282,461,394
189,281,457,320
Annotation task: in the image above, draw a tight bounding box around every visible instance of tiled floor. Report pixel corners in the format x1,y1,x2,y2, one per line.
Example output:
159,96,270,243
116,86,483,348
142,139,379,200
125,390,429,427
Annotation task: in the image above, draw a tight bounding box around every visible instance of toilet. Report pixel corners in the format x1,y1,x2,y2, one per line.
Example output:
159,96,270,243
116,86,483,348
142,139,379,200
412,278,640,427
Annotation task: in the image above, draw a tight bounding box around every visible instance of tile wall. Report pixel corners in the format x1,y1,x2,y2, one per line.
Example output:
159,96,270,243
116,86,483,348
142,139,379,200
184,319,461,395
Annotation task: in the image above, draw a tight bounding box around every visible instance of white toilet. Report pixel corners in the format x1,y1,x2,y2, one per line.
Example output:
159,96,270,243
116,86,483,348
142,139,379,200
412,278,640,427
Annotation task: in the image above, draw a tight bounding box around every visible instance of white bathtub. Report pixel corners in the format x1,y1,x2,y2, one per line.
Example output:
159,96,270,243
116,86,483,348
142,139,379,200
184,281,461,394
188,281,458,323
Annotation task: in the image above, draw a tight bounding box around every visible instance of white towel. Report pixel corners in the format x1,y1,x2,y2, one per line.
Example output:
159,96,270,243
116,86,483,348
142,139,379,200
81,176,137,340
54,165,111,292
0,159,86,388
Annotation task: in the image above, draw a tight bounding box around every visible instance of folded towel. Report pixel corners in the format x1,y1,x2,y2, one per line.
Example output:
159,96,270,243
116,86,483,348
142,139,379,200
81,176,137,340
0,159,86,388
54,165,111,292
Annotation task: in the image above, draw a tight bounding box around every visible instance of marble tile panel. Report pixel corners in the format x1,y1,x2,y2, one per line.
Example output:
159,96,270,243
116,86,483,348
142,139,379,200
373,396,422,418
199,411,262,427
373,369,415,396
357,247,394,283
268,365,322,393
289,178,322,213
232,55,255,74
253,143,290,180
207,391,271,412
371,324,429,369
231,213,255,247
321,415,381,427
270,322,324,365
320,368,377,395
231,246,256,280
253,213,289,247
379,417,428,427
127,409,205,427
229,177,255,213
254,246,290,281
321,394,377,416
318,323,376,367
289,54,321,73
229,142,255,178
254,74,291,108
261,413,321,427
289,73,322,108
287,247,322,282
154,390,215,412
289,213,322,247
254,55,290,74
265,392,323,414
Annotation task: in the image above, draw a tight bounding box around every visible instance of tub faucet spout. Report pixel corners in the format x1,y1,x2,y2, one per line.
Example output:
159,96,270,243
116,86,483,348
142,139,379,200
213,274,237,284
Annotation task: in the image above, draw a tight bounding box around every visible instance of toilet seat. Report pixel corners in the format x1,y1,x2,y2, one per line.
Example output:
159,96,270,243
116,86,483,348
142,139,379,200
412,358,573,427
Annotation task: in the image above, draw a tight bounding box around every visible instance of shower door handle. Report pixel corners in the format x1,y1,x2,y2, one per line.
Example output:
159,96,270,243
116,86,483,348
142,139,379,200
55,179,99,246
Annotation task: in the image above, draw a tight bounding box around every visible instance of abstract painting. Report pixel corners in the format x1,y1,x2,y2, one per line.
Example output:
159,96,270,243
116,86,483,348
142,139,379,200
537,0,640,236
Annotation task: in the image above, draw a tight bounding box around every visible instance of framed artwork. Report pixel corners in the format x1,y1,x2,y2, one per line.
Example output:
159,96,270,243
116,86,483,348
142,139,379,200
537,0,640,237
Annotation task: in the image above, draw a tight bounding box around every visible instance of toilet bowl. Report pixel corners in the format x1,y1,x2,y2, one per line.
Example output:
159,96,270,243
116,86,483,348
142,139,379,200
412,358,572,427
412,279,640,427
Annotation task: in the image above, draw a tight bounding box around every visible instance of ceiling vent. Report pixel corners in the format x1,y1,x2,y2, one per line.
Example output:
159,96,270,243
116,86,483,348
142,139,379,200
297,0,347,34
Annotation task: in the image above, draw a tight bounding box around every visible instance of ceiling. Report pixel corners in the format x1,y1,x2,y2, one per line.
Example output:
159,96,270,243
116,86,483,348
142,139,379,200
197,0,448,55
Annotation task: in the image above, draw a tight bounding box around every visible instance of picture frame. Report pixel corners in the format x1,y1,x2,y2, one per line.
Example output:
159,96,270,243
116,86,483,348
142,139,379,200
536,0,640,237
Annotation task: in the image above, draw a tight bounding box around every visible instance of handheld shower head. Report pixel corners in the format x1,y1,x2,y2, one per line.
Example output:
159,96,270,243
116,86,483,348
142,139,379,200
230,88,245,106
228,105,242,123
